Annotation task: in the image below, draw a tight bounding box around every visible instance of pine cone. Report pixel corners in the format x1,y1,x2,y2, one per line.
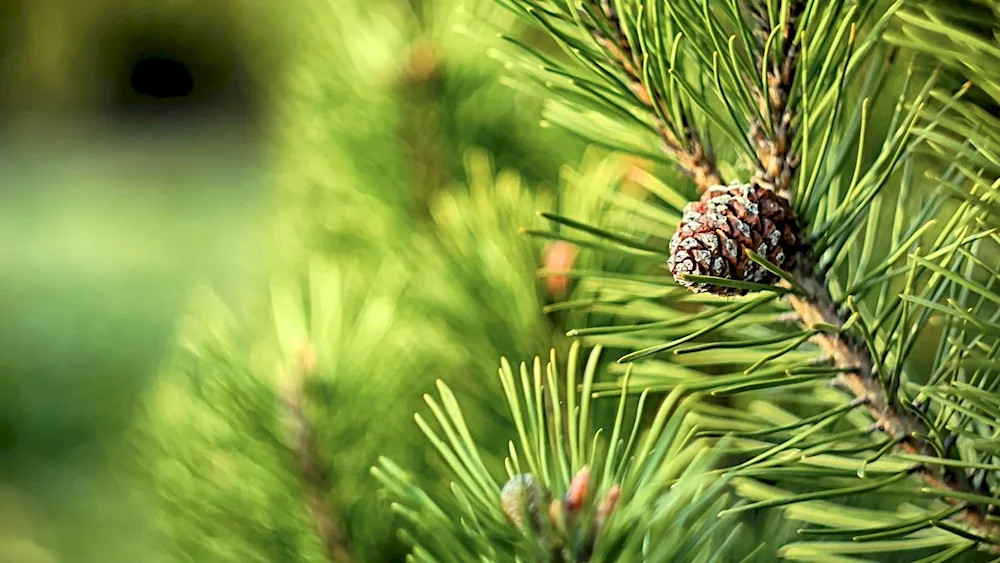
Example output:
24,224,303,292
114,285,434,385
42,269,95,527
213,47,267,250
667,182,801,296
501,474,545,530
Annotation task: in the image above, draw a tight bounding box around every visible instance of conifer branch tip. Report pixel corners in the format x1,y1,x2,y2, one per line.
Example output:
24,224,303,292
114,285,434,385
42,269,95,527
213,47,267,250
749,0,805,199
588,0,724,191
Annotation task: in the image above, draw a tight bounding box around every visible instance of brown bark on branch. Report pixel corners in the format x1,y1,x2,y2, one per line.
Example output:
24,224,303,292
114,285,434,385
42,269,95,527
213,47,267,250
281,344,352,563
588,1,724,191
749,0,804,198
788,257,1000,550
747,3,998,547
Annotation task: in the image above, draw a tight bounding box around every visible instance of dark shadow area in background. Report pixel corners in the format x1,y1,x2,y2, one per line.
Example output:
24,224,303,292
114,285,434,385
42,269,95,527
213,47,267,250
0,3,266,453
130,54,195,99
0,4,270,561
94,15,260,127
0,0,21,61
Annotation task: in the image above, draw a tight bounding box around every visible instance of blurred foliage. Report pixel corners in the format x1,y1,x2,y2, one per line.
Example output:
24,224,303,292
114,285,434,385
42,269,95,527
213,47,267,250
0,125,268,563
138,151,596,561
0,486,58,563
134,0,599,559
271,0,584,261
4,0,1000,561
891,0,1000,114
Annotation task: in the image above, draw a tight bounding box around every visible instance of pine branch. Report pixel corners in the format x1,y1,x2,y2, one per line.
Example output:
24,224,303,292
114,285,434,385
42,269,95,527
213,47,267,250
753,2,1000,548
749,0,805,198
397,37,452,210
789,253,1000,550
587,0,724,191
280,343,352,563
374,344,768,562
494,0,1000,556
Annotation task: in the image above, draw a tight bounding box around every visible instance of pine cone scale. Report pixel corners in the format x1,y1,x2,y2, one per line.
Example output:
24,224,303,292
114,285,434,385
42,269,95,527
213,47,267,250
667,182,802,295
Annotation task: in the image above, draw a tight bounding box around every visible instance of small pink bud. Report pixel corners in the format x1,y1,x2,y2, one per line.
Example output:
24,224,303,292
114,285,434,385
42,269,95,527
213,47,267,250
596,485,621,527
543,241,578,300
566,466,591,512
403,39,438,83
549,498,565,531
296,343,317,375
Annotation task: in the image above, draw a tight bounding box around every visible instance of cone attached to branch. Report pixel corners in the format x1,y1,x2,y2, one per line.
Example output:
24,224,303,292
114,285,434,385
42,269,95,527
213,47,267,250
500,466,621,561
667,181,802,296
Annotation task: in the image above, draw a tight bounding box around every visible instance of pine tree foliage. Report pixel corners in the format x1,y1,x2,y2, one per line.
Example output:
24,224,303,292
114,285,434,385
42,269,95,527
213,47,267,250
138,156,567,561
430,0,1000,560
0,486,58,563
891,1,1000,199
375,342,769,562
135,0,601,557
135,0,1000,561
271,0,581,261
138,140,610,559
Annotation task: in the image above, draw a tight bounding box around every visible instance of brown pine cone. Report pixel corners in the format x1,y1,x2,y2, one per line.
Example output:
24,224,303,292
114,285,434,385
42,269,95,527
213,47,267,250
667,182,801,296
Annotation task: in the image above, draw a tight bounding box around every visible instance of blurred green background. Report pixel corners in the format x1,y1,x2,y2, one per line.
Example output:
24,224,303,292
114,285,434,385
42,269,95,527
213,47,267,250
0,1,279,560
0,0,578,560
